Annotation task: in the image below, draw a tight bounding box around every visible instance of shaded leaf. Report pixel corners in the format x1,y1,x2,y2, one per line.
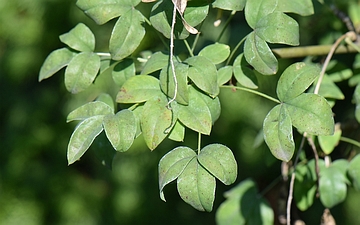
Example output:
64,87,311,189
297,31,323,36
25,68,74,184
217,66,233,86
65,52,100,93
59,23,95,52
67,101,114,122
67,116,104,165
294,163,317,211
348,154,360,191
233,53,258,89
158,146,196,201
112,59,136,87
309,75,345,100
198,93,221,124
354,84,360,123
39,48,77,81
109,9,145,61
198,43,230,64
212,0,245,11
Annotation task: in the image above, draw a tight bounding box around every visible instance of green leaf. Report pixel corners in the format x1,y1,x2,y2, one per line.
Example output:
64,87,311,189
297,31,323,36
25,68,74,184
276,0,314,16
255,12,299,46
309,75,345,100
198,93,221,124
178,86,212,135
186,56,219,97
348,154,360,191
59,23,95,52
198,144,237,185
158,146,196,201
76,0,141,25
141,51,169,75
103,109,136,152
168,121,185,142
217,66,233,86
109,9,145,60
64,52,100,93
141,94,174,150
39,48,77,81
198,43,230,64
244,32,278,75
284,93,334,136
277,62,320,102
67,116,104,165
294,163,317,211
354,84,360,123
159,62,189,105
319,166,347,208
67,101,114,122
233,53,258,89
245,0,278,29
318,124,342,155
212,0,245,11
90,132,116,170
177,158,216,212
112,59,136,87
96,93,115,111
116,75,162,103
263,104,294,162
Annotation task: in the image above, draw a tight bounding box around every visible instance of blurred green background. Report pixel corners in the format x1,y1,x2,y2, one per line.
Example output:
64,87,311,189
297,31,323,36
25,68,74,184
1,0,360,224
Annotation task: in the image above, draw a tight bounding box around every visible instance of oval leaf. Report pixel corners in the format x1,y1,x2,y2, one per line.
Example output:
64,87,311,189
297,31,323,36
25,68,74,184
67,116,104,165
59,23,95,52
233,53,258,89
109,9,145,60
103,109,137,152
65,52,100,93
158,146,196,201
198,43,230,65
177,158,216,212
218,66,233,86
263,104,294,162
198,144,237,185
319,166,347,208
67,101,114,122
116,75,161,103
318,124,342,155
168,121,185,142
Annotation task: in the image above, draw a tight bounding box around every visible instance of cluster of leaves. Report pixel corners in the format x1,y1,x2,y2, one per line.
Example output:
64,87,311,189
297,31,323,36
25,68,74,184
39,0,360,223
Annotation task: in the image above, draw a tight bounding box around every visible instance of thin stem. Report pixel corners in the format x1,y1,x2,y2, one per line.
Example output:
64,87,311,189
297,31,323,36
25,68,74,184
226,35,248,66
128,103,140,111
183,39,195,57
340,136,360,148
216,10,236,43
191,22,203,53
197,132,202,155
221,85,281,104
96,52,111,58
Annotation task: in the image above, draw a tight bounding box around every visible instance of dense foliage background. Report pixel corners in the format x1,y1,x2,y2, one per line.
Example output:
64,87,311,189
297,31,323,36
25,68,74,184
1,0,360,224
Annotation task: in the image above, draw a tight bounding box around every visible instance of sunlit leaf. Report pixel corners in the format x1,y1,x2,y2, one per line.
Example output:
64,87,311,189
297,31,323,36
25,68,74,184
244,0,278,29
277,62,320,102
212,0,245,11
59,23,95,52
348,154,360,191
255,12,299,46
39,48,77,81
177,158,216,212
244,32,277,75
284,93,334,136
103,109,137,152
112,59,135,87
198,43,230,64
64,52,100,93
109,9,145,60
233,53,258,89
263,104,294,162
198,144,237,185
141,51,169,75
319,166,347,208
116,75,162,103
158,146,196,201
67,116,104,165
277,0,314,16
217,66,233,86
67,101,114,122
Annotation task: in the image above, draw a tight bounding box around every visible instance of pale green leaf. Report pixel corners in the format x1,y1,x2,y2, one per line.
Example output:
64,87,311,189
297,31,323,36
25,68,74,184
233,53,258,89
65,52,100,93
319,166,347,208
245,0,278,29
168,121,185,142
67,101,114,122
212,0,245,11
348,154,360,191
112,59,136,87
318,124,342,155
217,66,233,86
96,93,115,111
109,9,145,60
277,0,314,16
59,23,95,52
141,51,169,75
198,43,230,64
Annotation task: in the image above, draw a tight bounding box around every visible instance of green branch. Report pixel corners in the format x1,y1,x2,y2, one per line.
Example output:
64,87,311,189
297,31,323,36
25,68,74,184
221,85,281,104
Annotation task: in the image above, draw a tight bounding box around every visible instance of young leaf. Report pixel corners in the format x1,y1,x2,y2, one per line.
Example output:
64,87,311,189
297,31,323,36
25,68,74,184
112,59,136,88
244,0,278,29
217,66,233,86
177,158,216,212
233,53,258,89
59,23,95,52
255,12,299,46
212,0,245,11
244,32,278,75
348,154,360,191
186,56,219,97
67,101,114,122
141,94,175,150
319,166,347,208
263,105,294,162
198,144,237,185
284,93,334,136
39,48,77,81
178,86,212,135
116,75,162,103
67,116,104,165
158,146,196,201
109,9,145,61
64,52,100,93
198,43,230,65
76,0,141,25
141,51,169,75
103,109,137,152
277,62,320,102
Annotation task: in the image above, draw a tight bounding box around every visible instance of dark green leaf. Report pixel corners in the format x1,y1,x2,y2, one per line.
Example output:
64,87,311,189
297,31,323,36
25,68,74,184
65,52,100,93
217,66,233,86
141,51,169,75
319,166,347,208
67,101,114,122
244,0,278,29
244,32,277,75
116,75,162,103
39,48,77,81
348,154,360,191
159,146,196,201
67,116,104,165
109,9,145,60
212,0,245,11
233,53,258,89
59,23,95,52
263,105,294,162
177,158,216,212
112,59,136,87
198,43,230,64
